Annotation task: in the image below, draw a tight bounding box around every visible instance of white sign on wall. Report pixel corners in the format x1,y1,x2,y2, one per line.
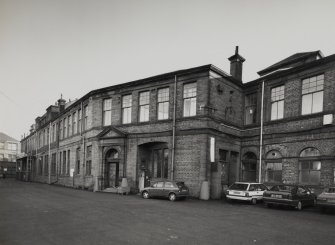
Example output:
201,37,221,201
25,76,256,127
70,168,75,177
210,137,215,163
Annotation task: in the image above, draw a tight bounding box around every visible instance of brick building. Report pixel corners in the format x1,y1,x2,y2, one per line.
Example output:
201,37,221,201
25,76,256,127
19,48,335,198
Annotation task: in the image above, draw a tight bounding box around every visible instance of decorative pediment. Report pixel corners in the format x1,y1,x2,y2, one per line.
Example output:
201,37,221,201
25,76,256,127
97,126,126,139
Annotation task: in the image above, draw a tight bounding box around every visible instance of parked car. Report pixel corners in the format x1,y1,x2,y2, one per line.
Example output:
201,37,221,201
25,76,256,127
225,182,268,204
141,180,189,201
316,186,335,212
263,184,316,210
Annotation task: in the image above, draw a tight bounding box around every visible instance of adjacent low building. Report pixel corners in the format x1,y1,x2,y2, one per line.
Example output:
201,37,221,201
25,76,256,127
18,47,335,198
0,132,20,178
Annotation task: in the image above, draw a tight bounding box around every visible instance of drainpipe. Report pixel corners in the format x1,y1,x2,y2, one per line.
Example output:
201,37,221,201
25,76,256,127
48,122,51,184
171,75,177,181
259,80,265,183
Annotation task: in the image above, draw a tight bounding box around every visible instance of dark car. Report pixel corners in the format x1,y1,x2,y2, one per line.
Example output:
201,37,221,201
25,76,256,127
141,180,189,201
263,184,316,210
316,186,335,212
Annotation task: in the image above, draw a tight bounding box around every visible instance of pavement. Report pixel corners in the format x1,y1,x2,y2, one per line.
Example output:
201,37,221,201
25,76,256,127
0,178,335,245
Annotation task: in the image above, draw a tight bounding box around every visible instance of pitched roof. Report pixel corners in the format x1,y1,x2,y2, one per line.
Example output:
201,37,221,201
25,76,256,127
257,51,323,76
0,132,18,143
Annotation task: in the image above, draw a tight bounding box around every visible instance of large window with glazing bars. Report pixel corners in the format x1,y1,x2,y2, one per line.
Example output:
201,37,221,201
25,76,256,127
301,74,324,115
83,105,88,130
245,93,257,125
122,95,132,124
271,85,285,120
72,112,77,135
103,98,112,126
157,88,169,120
183,83,197,117
86,145,92,175
139,91,150,122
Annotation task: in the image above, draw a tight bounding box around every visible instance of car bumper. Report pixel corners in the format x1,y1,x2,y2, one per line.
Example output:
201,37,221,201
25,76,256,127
226,195,252,201
263,197,298,207
316,201,335,208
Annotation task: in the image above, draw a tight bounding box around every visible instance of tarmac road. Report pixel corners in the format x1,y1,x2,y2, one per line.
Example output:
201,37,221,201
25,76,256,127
1,179,334,245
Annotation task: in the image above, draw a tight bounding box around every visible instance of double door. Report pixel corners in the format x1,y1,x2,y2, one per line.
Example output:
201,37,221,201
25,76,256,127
105,162,119,188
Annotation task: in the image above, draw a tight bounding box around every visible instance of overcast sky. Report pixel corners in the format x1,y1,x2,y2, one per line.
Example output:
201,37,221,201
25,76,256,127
1,0,335,141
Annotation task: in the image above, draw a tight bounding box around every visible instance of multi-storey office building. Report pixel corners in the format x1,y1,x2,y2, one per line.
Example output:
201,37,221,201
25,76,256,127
18,48,335,198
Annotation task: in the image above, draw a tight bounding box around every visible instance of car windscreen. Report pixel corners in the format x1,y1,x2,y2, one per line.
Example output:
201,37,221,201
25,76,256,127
325,187,335,193
229,183,248,191
270,185,295,192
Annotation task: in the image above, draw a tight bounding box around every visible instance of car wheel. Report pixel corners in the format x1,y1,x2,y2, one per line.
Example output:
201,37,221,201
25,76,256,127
296,201,302,211
169,193,176,201
142,191,149,199
266,203,273,208
251,198,257,205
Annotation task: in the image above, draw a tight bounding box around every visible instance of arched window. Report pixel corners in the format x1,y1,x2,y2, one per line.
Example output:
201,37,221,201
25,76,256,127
242,152,257,182
265,150,282,183
299,147,321,185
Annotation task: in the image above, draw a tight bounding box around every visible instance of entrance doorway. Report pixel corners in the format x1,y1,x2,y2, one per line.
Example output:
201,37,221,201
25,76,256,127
242,152,257,182
138,142,169,183
105,162,119,188
104,149,121,188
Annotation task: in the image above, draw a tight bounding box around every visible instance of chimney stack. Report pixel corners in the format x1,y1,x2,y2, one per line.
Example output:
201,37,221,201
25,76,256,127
57,94,66,112
228,46,245,81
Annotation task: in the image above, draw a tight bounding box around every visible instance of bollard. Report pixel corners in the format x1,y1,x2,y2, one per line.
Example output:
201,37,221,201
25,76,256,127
200,181,210,200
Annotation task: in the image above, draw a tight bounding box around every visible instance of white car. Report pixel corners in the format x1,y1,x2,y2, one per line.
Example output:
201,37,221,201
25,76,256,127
225,182,268,204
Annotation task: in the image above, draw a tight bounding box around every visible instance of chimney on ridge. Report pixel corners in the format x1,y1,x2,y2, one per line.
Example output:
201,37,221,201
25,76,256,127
228,46,245,81
57,94,66,112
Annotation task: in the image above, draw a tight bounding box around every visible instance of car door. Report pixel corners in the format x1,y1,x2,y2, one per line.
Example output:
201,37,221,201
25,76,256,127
163,182,175,197
248,184,257,198
150,182,163,197
153,181,164,197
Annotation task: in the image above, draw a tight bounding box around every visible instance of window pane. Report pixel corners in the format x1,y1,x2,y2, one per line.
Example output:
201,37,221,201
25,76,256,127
158,102,169,120
158,88,169,102
139,104,149,122
271,102,278,120
302,94,312,115
310,171,320,184
300,162,310,170
300,170,309,183
184,99,191,117
104,111,112,125
122,108,131,124
104,99,112,110
139,91,150,105
312,91,323,113
183,83,197,98
312,161,321,170
277,100,284,119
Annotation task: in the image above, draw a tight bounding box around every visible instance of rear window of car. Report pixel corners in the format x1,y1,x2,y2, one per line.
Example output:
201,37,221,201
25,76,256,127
176,182,185,188
229,183,248,191
270,185,295,192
